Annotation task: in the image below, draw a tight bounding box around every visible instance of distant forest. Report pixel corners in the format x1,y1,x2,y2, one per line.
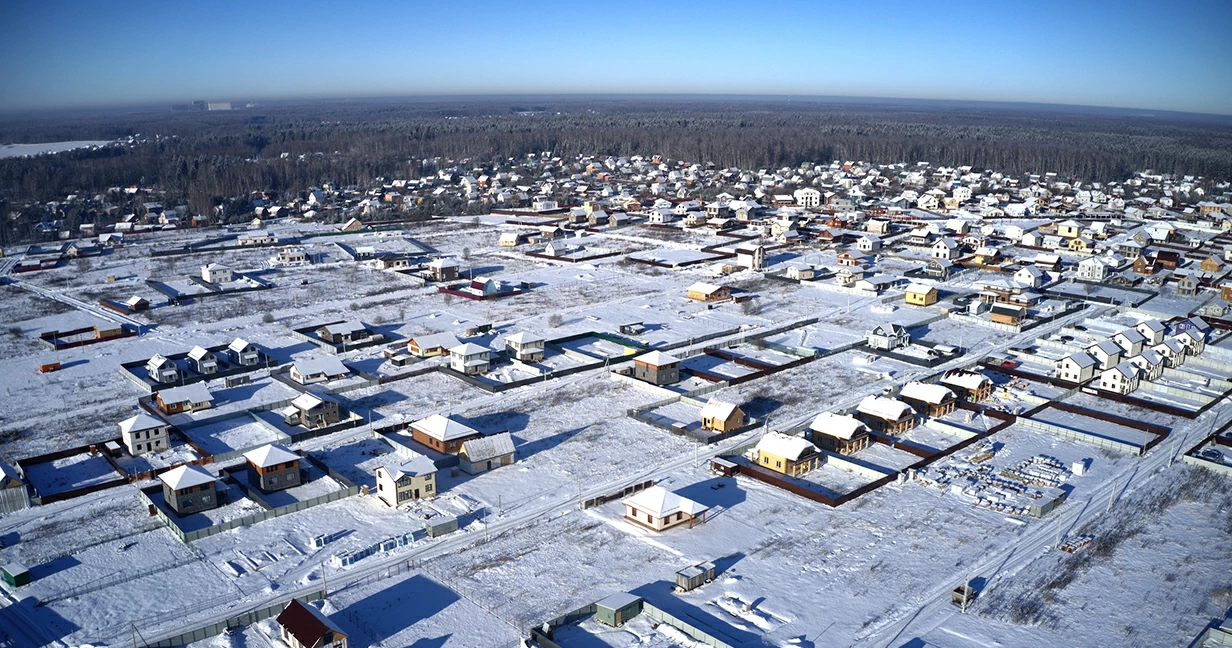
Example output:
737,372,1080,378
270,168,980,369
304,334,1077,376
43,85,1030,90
2,98,1232,215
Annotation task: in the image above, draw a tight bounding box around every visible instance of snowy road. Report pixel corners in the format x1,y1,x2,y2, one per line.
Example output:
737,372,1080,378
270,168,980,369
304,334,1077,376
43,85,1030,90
10,277,147,331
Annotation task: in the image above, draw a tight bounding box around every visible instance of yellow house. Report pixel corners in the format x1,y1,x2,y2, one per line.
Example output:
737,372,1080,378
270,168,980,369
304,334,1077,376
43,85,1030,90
700,399,744,432
687,282,730,301
905,284,938,306
753,432,820,477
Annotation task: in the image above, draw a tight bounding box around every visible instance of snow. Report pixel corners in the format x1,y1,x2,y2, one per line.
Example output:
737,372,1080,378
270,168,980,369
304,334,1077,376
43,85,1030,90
0,141,112,158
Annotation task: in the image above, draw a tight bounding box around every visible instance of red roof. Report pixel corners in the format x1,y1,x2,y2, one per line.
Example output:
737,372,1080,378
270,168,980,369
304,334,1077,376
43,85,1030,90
277,599,345,648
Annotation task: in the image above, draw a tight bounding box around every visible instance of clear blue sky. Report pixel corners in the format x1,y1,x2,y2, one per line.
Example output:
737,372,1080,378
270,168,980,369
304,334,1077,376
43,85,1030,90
2,0,1230,114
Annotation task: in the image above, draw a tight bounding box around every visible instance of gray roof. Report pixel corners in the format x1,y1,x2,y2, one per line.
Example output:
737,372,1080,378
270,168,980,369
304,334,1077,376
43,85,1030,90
462,432,516,463
158,382,213,404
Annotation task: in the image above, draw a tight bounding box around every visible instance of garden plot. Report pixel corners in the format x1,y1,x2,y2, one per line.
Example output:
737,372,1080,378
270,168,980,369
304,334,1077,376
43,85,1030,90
903,423,972,451
162,376,302,426
180,416,286,458
798,461,880,495
22,451,121,497
13,524,192,602
680,354,759,381
1137,289,1212,319
629,248,717,266
640,401,704,434
1047,281,1156,306
912,316,1012,349
556,335,640,360
310,437,399,491
856,441,926,472
0,488,163,566
554,613,695,647
147,480,264,532
229,462,347,508
1027,408,1155,448
762,321,864,352
112,443,203,475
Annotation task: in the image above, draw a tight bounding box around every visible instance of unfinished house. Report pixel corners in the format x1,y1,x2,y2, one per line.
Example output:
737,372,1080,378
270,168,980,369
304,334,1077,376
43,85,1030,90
244,444,302,493
686,282,730,302
753,432,821,476
622,486,708,532
159,465,218,516
119,412,170,455
808,412,871,455
940,369,993,402
281,393,341,430
898,381,958,417
633,351,681,386
856,395,916,434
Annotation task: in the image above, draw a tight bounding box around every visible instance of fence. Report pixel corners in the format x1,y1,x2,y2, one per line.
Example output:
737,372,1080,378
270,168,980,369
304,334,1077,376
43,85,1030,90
143,590,327,647
642,602,738,648
1017,417,1145,455
581,480,654,510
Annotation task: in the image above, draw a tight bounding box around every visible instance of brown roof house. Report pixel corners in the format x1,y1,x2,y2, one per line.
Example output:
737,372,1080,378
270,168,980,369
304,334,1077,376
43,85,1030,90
277,599,348,648
244,444,302,493
410,414,483,454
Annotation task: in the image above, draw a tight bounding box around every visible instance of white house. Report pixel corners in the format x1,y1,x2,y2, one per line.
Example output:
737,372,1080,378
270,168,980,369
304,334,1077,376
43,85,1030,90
622,486,708,532
857,235,882,253
449,343,492,375
146,354,179,383
1086,340,1123,370
1135,319,1167,346
1056,352,1097,383
1127,349,1165,381
119,412,169,455
932,238,959,260
201,263,233,284
1112,329,1147,357
1099,362,1140,394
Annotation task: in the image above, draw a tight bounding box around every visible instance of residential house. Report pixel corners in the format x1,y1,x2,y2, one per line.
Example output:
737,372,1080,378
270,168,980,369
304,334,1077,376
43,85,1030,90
125,295,150,311
374,454,437,506
808,412,871,455
1056,352,1097,383
856,395,916,434
410,414,483,454
1086,340,1123,370
426,258,460,282
147,354,179,383
1057,219,1083,238
244,444,302,493
201,263,233,283
505,332,546,362
857,235,882,253
866,324,910,351
932,238,959,260
277,599,348,648
633,351,681,386
1177,274,1200,297
940,369,993,402
735,244,765,271
228,338,261,366
290,356,350,384
753,432,821,476
990,304,1026,326
278,248,306,264
119,412,170,455
699,399,745,433
1152,338,1187,368
1098,363,1141,395
159,465,218,516
407,332,461,357
449,343,492,375
899,381,957,417
905,284,938,306
186,346,218,374
281,393,341,430
1127,350,1165,381
1136,319,1167,345
926,259,953,280
837,251,866,267
687,282,730,301
1014,266,1045,288
1176,327,1206,356
1112,329,1147,357
459,432,516,475
155,383,214,414
1077,257,1110,281
316,321,370,345
622,486,708,532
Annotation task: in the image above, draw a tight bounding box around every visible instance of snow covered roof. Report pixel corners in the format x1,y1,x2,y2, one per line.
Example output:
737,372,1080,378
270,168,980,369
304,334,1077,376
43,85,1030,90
1087,340,1123,357
157,383,213,405
505,331,544,345
622,485,708,519
1106,362,1138,379
378,453,437,479
319,320,367,336
905,283,936,295
699,399,740,422
294,355,349,377
462,432,516,463
899,381,955,405
1062,352,1097,368
119,412,165,434
410,332,460,350
1115,328,1147,344
449,342,491,356
687,282,724,295
413,414,479,442
244,443,299,468
291,393,330,410
941,370,991,392
1136,319,1166,334
857,395,914,421
636,350,680,367
187,346,213,360
427,257,458,269
809,412,868,440
159,464,215,491
277,600,348,648
228,337,254,353
147,353,173,369
755,432,819,461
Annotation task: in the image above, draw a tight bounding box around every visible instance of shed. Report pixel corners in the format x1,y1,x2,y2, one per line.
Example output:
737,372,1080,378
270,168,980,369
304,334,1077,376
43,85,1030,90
675,561,717,592
595,592,643,627
2,563,30,587
1028,487,1068,518
425,515,458,538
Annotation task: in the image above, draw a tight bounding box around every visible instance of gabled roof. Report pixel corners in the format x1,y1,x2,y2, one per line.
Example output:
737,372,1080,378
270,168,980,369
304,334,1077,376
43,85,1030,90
622,485,707,519
1061,351,1097,368
699,399,740,422
899,381,956,405
319,320,367,336
377,453,437,479
857,395,914,421
941,369,991,391
187,346,214,361
1114,328,1147,344
449,342,491,356
147,353,174,369
409,332,460,350
809,412,869,440
244,443,299,468
461,432,516,463
687,282,725,295
636,350,680,367
1105,362,1139,379
228,337,255,353
905,283,936,295
277,600,347,648
1130,349,1164,366
1087,340,1124,357
293,355,349,377
159,464,215,491
291,392,331,411
157,383,213,405
755,431,819,460
505,331,544,345
119,412,165,434
412,414,479,442
1136,319,1165,334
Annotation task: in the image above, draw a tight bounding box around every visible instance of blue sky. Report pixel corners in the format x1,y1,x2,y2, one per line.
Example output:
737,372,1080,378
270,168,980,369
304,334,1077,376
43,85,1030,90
2,0,1230,114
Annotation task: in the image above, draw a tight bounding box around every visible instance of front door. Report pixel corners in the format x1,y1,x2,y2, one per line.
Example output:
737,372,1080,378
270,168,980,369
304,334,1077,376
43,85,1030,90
414,489,419,499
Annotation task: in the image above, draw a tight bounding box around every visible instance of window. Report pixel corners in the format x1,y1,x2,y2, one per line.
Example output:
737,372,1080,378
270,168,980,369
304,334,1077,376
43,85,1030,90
425,484,433,492
202,495,211,503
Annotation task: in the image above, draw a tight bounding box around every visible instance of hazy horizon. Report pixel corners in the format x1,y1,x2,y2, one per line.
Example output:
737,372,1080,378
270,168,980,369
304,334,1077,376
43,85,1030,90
2,0,1230,116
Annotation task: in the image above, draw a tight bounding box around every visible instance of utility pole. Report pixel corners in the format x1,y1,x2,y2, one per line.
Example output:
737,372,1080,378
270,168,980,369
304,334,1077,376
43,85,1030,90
1107,478,1116,513
322,560,327,596
577,476,582,510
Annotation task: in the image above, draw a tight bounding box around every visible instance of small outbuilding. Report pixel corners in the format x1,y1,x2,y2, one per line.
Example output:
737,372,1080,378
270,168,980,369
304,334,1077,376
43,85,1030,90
2,563,30,587
595,592,643,628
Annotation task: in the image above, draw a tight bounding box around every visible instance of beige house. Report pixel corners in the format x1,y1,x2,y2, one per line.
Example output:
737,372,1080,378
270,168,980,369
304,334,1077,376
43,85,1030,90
374,454,437,506
622,486,708,532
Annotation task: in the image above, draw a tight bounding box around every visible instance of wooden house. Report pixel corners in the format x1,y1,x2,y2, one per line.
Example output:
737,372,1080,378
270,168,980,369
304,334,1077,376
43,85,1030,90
899,382,957,417
156,383,214,414
856,395,915,434
410,414,482,454
407,332,461,357
699,399,745,433
989,304,1026,326
687,282,730,302
753,432,821,476
159,465,218,516
905,284,938,306
125,295,150,312
244,444,302,493
622,486,708,532
808,412,871,455
940,369,993,402
277,599,349,648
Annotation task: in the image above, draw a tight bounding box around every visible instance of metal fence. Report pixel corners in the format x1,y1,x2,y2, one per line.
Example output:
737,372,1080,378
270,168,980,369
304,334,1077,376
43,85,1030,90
144,590,327,647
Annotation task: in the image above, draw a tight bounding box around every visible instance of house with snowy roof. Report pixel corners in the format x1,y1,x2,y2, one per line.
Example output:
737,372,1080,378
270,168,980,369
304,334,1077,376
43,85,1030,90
505,332,545,363
119,412,170,455
244,444,302,493
374,454,437,506
459,432,516,475
290,356,350,384
277,599,348,648
808,412,871,455
622,486,708,532
699,399,745,433
940,369,993,402
228,338,261,366
186,346,218,375
155,383,214,414
856,395,915,434
1056,352,1098,383
410,414,483,454
146,353,179,384
898,381,957,417
633,350,681,386
281,393,341,430
753,432,821,476
1099,362,1141,395
449,342,492,375
160,465,218,516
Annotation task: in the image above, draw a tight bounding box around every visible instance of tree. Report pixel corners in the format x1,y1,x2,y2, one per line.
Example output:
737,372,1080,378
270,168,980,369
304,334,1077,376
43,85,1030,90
262,313,275,324
548,313,564,327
